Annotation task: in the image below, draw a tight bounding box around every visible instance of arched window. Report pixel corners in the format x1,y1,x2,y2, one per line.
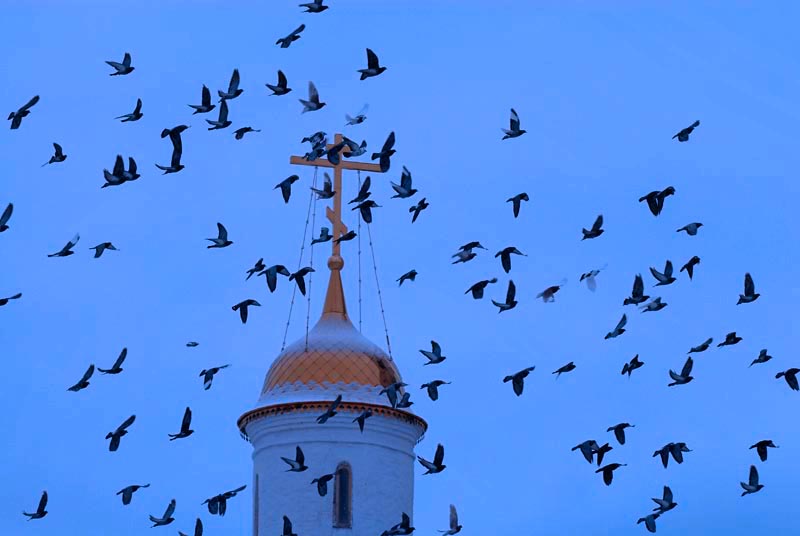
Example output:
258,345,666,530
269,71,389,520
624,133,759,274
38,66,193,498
333,462,352,528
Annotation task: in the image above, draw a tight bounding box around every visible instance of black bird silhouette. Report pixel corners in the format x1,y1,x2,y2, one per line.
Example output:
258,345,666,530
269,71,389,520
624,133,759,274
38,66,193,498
607,423,635,445
397,269,418,286
740,465,764,496
621,355,644,377
290,267,315,295
639,186,675,216
673,120,700,142
178,517,203,536
637,512,660,533
652,485,677,514
495,246,526,273
8,95,39,129
206,100,231,130
776,368,800,391
750,440,779,462
106,52,134,75
106,414,136,452
299,0,328,12
116,483,149,505
67,363,94,392
552,362,576,378
717,332,742,347
98,347,127,374
276,24,305,48
501,108,526,139
188,85,216,114
737,272,760,304
234,126,260,139
0,202,13,232
353,409,373,432
421,380,451,401
281,446,308,472
91,242,119,258
200,365,230,390
371,131,396,172
349,175,372,204
115,98,143,122
506,192,529,217
22,490,48,520
207,222,233,248
623,274,649,305
650,260,676,286
311,474,334,496
465,278,497,299
0,292,22,306
680,256,700,280
202,485,246,516
266,70,292,95
492,280,518,312
596,463,626,485
750,349,772,367
168,407,194,440
259,264,291,292
316,394,342,424
232,299,261,324
275,175,300,203
409,198,429,223
668,356,694,386
503,366,535,396
418,443,446,474
149,498,176,527
299,81,326,113
358,48,387,80
42,142,67,166
156,125,189,174
581,214,604,240
246,258,266,280
605,313,627,339
48,233,80,257
218,68,243,101
282,516,299,536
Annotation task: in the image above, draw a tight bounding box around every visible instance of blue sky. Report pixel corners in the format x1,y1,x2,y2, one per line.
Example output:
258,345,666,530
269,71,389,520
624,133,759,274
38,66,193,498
2,1,799,534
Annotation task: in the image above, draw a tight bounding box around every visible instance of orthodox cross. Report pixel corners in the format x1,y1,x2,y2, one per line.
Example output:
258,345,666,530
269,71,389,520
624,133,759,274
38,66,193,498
289,133,385,259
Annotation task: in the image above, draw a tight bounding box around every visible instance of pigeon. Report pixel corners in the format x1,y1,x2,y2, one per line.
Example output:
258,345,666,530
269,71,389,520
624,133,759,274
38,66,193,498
299,81,326,113
640,297,667,312
206,99,231,130
451,250,477,264
299,0,328,12
418,443,446,474
202,485,246,516
311,227,333,246
397,392,414,409
106,52,134,75
503,366,535,396
409,198,429,223
102,154,127,187
673,120,700,142
383,513,414,536
737,273,760,304
653,444,674,468
420,341,446,365
595,443,614,466
149,499,176,527
246,258,266,280
42,142,67,166
342,136,367,158
677,222,703,236
316,394,342,424
0,203,12,232
232,299,261,324
750,349,772,367
492,280,518,312
689,338,713,354
650,260,676,286
311,172,336,199
277,24,305,48
233,127,260,140
218,68,243,101
637,512,660,534
281,516,299,536
680,256,700,280
605,313,627,339
581,214,604,240
371,131,396,172
121,157,140,182
200,365,230,390
302,130,328,146
311,474,334,496
98,347,127,374
348,176,372,205
48,233,80,257
8,95,39,129
506,192,529,218
459,241,486,251
168,407,194,440
353,409,373,432
115,98,143,122
186,341,199,347
438,504,462,535
276,175,300,203
106,414,136,452
281,446,308,472
670,442,692,464
334,230,356,244
750,440,779,462
379,381,408,409
571,440,601,464
623,274,650,305
289,267,315,295
22,491,48,520
552,362,576,378
391,167,418,198
501,108,526,139
397,269,418,286
639,186,675,216
156,125,189,174
0,292,22,306
740,465,764,496
607,423,635,445
775,368,800,391
621,355,644,377
116,484,150,506
580,265,607,292
465,278,497,299
91,242,119,258
717,332,742,347
266,70,292,95
178,518,203,536
537,280,567,303
668,356,694,386
596,463,626,485
259,264,291,292
495,246,526,273
421,380,451,401
207,222,233,248
358,48,387,80
353,200,381,224
325,140,348,165
651,485,677,514
188,85,216,114
345,104,369,125
67,363,94,392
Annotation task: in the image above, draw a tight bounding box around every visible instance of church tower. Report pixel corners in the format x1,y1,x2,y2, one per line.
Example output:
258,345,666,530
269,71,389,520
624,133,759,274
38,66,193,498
238,137,427,536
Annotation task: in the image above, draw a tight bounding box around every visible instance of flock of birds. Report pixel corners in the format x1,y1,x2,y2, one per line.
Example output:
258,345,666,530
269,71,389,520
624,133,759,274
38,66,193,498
3,1,794,534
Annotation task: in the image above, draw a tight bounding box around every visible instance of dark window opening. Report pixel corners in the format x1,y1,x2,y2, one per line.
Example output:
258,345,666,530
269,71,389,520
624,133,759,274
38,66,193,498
333,463,352,528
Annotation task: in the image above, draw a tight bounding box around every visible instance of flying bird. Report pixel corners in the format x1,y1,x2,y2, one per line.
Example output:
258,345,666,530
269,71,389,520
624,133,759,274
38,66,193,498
717,332,742,347
750,440,779,462
206,99,231,130
0,202,13,232
299,0,328,13
750,349,772,367
299,81,326,113
42,142,67,166
465,278,497,299
259,264,291,292
680,256,700,280
281,446,308,472
218,68,243,101
640,297,667,313
91,242,119,258
501,108,526,139
275,175,300,203
677,222,703,236
380,381,408,409
289,267,315,295
737,273,760,304
605,313,627,339
492,279,518,312
420,341,446,365
358,48,387,80
246,258,266,280
316,394,342,424
621,355,644,377
580,265,607,292
48,233,80,257
282,516,298,536
409,198,429,223
311,172,336,199
178,518,203,536
156,125,189,174
67,363,94,392
0,292,22,306
775,368,800,391
652,485,677,514
371,131,396,172
637,513,660,534
115,98,143,122
8,95,39,129
168,407,194,440
149,499,176,527
311,474,334,496
202,485,246,516
22,491,48,520
607,423,635,445
232,299,261,324
98,347,127,374
207,222,233,248
391,166,418,198
200,365,230,390
623,274,649,305
495,246,526,273
353,200,381,224
673,120,700,142
688,337,713,354
581,214,604,240
345,104,369,125
650,260,676,286
740,465,764,496
121,157,140,182
397,269,418,286
668,356,694,386
276,24,305,48
102,154,127,187
596,463,626,485
639,186,675,216
266,70,292,95
189,85,216,114
186,342,199,347
106,414,136,452
312,227,332,245
116,484,149,506
438,504,462,535
418,443,446,474
342,136,367,157
353,409,373,432
503,366,535,396
421,380,451,401
106,52,134,75
552,362,576,379
383,513,414,536
234,126,260,139
506,192,529,218
537,280,567,302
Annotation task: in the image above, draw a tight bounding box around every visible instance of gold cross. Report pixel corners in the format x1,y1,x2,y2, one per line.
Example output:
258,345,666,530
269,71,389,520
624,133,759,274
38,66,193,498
290,133,385,259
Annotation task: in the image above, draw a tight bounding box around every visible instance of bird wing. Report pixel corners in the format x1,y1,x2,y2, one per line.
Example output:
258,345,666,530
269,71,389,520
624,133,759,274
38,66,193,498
218,99,229,122
366,48,380,69
649,266,665,282
134,98,142,114
20,95,40,112
749,465,759,486
53,142,63,157
359,175,371,196
308,81,319,102
664,260,673,277
38,491,48,512
113,154,125,176
450,504,458,529
80,363,95,382
744,273,754,295
128,157,137,174
296,446,305,465
382,131,396,152
181,407,192,431
118,414,136,432
0,203,12,226
592,214,603,232
433,443,444,465
201,85,211,106
506,280,516,302
681,356,693,377
283,516,293,534
632,274,643,297
430,340,441,356
164,498,176,518
113,347,128,369
292,24,306,36
122,52,132,67
330,394,342,412
401,167,412,189
217,222,228,241
194,518,203,536
663,486,672,503
501,252,511,273
616,313,627,330
277,70,287,87
228,68,240,92
509,108,520,130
